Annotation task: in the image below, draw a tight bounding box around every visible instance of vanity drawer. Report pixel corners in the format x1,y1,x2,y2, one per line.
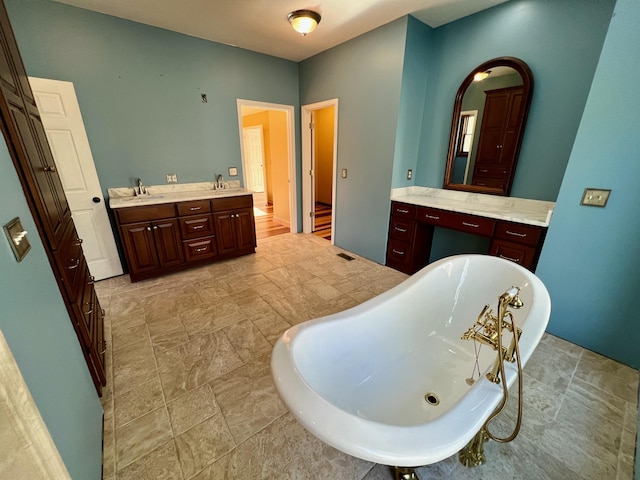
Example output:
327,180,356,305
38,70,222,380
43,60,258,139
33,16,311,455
494,221,543,247
177,200,212,216
179,215,215,239
390,202,417,219
116,204,177,224
386,238,413,268
183,236,217,262
417,207,495,237
389,217,415,243
489,239,537,269
213,195,253,211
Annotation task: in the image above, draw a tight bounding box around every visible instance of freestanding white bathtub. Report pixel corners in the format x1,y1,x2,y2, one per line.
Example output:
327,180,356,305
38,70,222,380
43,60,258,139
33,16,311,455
271,254,551,467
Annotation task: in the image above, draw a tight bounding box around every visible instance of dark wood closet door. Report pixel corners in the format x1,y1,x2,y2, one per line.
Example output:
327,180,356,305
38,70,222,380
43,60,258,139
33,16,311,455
0,1,105,394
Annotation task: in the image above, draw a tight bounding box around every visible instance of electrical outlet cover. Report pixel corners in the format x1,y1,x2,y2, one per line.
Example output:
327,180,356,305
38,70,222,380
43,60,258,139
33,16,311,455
580,188,611,207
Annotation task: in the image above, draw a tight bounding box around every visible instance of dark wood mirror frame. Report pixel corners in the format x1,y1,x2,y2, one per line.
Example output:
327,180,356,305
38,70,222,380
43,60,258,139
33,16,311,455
443,57,534,196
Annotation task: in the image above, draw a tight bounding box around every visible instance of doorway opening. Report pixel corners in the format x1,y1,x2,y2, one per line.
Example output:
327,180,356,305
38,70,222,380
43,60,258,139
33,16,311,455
302,99,338,243
237,100,297,241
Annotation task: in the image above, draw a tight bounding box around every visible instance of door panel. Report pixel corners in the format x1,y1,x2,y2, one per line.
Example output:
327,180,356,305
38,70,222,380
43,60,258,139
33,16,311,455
242,126,265,192
30,77,123,280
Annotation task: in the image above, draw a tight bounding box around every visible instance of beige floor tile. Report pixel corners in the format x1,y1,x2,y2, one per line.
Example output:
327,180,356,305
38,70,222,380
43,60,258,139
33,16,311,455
210,356,287,444
223,319,272,362
574,349,640,404
112,337,158,396
167,383,220,435
156,330,243,402
112,322,149,352
522,339,580,393
115,406,173,470
249,309,291,345
116,440,182,480
114,376,165,428
174,414,236,478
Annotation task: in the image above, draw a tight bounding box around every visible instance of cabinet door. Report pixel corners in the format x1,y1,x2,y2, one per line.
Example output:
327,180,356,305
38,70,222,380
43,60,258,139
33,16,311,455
153,219,184,268
120,222,159,274
0,9,70,248
214,212,237,255
235,208,256,250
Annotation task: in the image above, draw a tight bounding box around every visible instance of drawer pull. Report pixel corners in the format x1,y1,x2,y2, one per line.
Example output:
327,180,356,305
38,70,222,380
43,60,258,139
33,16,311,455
425,214,440,220
191,224,205,230
395,227,407,233
499,254,521,263
195,247,208,252
190,207,201,211
88,275,95,285
396,209,409,214
462,221,480,229
392,249,405,256
68,258,80,270
100,341,107,355
83,304,94,315
506,230,527,238
74,238,83,246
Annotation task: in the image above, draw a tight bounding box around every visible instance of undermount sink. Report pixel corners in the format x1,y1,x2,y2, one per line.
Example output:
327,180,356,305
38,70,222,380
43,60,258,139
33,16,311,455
120,194,166,202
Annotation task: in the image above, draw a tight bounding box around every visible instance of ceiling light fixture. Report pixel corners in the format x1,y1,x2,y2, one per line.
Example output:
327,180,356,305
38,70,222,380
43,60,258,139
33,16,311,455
288,10,321,36
473,70,491,82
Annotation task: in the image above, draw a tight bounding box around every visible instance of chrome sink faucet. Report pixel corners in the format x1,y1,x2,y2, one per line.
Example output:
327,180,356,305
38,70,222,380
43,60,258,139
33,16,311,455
136,178,147,196
216,174,225,190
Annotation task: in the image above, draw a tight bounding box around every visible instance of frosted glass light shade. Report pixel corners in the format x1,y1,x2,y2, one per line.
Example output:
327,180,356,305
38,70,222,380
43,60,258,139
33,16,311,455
288,10,321,36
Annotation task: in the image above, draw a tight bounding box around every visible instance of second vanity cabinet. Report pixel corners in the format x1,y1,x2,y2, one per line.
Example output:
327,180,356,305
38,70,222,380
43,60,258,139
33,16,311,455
213,195,256,255
386,201,547,275
114,194,256,281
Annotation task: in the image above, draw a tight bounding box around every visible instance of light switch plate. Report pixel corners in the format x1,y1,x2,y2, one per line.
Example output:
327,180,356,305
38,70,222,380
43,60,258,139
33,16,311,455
228,167,238,176
581,188,611,207
341,169,347,179
3,217,31,262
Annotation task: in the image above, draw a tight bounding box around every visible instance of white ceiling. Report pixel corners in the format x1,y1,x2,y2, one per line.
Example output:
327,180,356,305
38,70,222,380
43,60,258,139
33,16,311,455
50,0,508,62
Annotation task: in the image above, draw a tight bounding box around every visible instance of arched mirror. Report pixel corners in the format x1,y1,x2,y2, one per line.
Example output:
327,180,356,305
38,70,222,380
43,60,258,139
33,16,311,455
443,57,533,196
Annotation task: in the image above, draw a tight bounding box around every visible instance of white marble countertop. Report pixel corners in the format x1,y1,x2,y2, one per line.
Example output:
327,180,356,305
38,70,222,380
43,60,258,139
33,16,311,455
108,181,250,209
391,187,555,227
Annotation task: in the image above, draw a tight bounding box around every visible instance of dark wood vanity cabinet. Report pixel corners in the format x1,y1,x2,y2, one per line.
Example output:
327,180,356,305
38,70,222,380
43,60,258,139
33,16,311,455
386,201,546,275
213,195,256,255
0,2,105,394
386,203,431,274
117,204,184,278
115,195,256,282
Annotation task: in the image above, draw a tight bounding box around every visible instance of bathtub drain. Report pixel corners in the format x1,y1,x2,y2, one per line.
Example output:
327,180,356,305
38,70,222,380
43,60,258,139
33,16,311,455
424,393,440,406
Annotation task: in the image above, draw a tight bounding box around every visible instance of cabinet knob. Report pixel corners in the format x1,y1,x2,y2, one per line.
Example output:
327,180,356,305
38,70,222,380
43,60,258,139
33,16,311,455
147,226,152,231
43,164,57,172
153,226,158,230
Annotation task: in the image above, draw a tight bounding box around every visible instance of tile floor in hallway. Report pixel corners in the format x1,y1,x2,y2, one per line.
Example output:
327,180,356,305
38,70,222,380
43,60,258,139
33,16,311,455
97,233,639,480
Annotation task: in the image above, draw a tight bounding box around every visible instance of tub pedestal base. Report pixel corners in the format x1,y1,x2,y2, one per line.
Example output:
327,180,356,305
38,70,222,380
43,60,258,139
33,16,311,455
392,466,419,479
459,426,489,467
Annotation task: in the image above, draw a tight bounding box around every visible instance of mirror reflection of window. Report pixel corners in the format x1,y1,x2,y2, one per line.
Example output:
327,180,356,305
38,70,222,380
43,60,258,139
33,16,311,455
452,111,477,184
456,114,476,155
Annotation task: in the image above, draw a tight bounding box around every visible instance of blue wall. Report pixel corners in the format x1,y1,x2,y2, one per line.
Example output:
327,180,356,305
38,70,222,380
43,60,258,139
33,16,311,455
6,0,300,200
415,0,616,263
0,142,103,477
536,0,640,368
392,16,435,189
299,18,407,263
415,0,615,201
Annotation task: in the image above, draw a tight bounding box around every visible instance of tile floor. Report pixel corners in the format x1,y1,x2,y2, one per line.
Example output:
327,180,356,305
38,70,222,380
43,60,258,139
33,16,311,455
97,233,639,480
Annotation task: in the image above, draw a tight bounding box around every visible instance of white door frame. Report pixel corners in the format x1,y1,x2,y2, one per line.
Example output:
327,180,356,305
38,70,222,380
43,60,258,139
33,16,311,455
236,99,297,233
302,99,338,240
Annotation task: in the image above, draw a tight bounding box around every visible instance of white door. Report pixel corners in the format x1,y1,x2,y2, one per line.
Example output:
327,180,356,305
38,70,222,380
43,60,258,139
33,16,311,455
242,126,265,192
29,77,123,280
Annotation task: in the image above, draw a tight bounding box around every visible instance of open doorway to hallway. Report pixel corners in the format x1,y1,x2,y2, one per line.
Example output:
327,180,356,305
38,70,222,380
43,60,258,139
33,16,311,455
302,99,338,243
237,100,297,241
